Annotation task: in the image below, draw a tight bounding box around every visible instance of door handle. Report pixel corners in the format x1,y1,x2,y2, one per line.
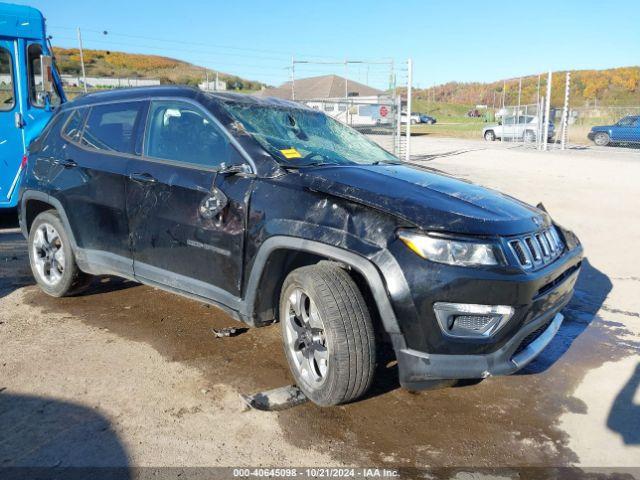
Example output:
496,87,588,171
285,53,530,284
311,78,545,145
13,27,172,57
129,172,157,184
52,158,77,168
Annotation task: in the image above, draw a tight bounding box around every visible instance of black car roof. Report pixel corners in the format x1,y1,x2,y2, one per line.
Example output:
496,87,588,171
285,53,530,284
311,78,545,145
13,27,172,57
62,85,310,111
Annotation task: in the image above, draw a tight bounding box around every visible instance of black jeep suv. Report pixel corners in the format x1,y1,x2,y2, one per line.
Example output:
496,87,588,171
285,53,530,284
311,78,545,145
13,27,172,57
19,87,583,406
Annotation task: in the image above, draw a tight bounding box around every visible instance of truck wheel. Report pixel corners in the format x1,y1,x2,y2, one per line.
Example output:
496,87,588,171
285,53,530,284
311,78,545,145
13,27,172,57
594,132,610,146
28,210,92,297
279,263,376,406
484,130,496,141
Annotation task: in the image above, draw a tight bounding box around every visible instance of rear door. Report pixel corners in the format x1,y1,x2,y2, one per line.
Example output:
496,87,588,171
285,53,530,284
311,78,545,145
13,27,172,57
126,99,253,302
0,39,25,206
49,101,148,275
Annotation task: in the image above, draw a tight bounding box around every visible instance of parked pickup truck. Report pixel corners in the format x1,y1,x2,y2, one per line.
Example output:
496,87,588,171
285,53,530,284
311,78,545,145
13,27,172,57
20,87,583,406
483,115,555,142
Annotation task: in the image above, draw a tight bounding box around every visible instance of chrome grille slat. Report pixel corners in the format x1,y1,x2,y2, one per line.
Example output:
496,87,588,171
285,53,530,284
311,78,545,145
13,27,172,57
508,227,564,270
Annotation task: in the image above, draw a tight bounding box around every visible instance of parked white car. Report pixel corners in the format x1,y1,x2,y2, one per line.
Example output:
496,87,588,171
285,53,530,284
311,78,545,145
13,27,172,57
401,112,422,125
483,115,555,142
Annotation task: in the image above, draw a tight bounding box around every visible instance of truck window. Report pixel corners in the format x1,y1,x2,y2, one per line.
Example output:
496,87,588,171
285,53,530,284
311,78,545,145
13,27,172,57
81,102,145,155
0,47,15,111
27,43,61,109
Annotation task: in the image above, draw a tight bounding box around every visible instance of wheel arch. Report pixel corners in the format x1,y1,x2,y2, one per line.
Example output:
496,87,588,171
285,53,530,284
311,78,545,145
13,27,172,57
242,236,401,337
20,191,78,248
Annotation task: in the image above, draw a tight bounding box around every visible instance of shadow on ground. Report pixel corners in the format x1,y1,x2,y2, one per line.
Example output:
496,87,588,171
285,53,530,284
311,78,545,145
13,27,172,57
607,363,640,445
518,258,612,375
0,392,129,472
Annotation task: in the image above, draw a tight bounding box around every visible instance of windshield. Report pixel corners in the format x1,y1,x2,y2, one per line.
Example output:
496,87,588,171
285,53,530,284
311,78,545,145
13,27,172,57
220,101,400,167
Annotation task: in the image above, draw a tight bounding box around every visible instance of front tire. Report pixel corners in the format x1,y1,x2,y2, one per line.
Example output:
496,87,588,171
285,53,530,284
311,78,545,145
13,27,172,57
279,263,376,406
594,132,610,146
28,210,92,297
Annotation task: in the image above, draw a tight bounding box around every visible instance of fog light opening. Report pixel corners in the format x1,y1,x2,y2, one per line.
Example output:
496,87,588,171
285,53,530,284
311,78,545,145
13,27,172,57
434,303,514,338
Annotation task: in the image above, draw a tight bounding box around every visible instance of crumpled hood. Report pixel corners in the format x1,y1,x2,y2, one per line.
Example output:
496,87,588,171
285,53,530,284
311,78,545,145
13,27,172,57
300,164,548,236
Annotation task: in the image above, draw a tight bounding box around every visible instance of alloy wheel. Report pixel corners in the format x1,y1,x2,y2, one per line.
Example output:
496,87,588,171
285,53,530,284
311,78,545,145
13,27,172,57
283,288,329,389
32,223,65,286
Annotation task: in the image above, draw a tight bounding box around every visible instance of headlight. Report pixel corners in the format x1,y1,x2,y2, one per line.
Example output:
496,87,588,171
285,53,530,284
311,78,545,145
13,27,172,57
398,230,501,267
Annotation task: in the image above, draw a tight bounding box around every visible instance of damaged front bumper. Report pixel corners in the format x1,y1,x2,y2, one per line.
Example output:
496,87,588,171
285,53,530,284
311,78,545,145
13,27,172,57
387,243,582,391
395,308,566,390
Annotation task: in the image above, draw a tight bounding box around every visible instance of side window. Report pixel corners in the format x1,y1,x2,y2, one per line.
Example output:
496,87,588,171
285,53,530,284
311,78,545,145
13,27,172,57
62,108,88,143
145,100,229,168
504,117,515,125
0,47,15,111
81,102,145,155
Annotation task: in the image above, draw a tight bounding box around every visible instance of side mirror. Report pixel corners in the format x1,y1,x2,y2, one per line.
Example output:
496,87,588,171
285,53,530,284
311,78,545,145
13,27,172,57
39,55,54,94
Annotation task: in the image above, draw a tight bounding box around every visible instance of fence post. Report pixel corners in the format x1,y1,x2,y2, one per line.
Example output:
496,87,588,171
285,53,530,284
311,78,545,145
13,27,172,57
405,58,413,163
561,71,571,150
542,70,552,151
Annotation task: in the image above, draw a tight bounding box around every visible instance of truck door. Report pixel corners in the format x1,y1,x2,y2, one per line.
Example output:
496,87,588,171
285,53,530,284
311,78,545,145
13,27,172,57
0,40,25,206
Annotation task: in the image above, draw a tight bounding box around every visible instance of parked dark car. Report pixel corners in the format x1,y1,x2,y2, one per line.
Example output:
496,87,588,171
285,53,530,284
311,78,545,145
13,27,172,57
588,115,640,146
19,87,583,406
419,114,436,124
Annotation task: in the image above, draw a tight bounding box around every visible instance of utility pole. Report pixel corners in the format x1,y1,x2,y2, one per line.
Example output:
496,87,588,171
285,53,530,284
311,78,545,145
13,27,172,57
77,27,87,93
560,71,571,150
205,69,209,91
543,70,552,151
215,71,219,91
405,58,413,163
344,59,348,99
290,56,295,101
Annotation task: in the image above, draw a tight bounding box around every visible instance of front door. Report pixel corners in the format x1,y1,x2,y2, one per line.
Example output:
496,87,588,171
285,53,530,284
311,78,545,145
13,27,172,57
0,39,24,206
126,99,253,305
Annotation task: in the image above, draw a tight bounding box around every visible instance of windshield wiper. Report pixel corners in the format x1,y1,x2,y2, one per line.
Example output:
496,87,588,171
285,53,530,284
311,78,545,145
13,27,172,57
280,161,334,170
370,160,403,165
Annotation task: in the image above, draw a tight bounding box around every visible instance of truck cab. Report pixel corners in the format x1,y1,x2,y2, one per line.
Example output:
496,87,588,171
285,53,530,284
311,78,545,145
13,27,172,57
0,2,65,209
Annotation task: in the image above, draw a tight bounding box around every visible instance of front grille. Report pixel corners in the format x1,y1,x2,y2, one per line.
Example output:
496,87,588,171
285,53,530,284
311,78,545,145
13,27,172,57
513,321,551,357
508,226,564,270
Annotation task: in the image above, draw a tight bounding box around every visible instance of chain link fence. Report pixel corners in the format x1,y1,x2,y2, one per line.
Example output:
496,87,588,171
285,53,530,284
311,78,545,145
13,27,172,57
301,97,405,157
414,71,640,152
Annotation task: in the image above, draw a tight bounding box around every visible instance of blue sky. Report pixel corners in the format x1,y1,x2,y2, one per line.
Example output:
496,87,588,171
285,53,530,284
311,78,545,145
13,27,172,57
12,0,640,89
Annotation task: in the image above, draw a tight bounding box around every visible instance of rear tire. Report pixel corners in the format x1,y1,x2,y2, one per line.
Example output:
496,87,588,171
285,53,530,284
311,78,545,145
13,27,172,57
28,210,92,297
484,130,496,141
594,132,610,146
279,263,376,406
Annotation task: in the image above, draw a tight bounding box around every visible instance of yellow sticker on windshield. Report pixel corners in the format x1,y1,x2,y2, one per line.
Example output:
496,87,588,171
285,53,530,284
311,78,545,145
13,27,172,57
280,148,302,159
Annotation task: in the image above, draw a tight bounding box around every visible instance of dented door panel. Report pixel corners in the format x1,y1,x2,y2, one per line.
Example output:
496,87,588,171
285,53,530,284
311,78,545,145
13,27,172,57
126,152,251,298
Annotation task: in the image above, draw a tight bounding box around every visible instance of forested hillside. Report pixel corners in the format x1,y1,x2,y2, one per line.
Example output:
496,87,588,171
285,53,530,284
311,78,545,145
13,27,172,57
415,66,640,107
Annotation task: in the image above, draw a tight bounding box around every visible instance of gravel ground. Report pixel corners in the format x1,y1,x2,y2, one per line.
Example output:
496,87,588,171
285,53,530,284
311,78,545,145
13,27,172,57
0,138,638,476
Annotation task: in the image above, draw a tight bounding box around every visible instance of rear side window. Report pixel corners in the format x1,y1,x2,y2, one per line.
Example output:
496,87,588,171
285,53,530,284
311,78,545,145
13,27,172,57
0,47,15,111
82,102,145,155
62,108,88,143
145,100,229,167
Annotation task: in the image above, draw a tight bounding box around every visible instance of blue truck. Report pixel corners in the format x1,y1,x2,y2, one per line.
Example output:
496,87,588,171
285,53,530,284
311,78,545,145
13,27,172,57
1,2,66,210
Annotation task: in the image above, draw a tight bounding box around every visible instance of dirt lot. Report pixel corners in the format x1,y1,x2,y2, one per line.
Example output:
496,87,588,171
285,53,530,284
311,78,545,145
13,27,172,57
1,139,639,477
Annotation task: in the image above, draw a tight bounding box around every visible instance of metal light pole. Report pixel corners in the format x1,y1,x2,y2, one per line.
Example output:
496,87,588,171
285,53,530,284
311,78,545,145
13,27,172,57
543,70,552,151
405,58,413,163
560,71,571,150
77,27,87,93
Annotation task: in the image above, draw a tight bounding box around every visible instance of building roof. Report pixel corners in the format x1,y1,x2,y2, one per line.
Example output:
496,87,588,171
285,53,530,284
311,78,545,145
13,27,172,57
256,74,383,100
